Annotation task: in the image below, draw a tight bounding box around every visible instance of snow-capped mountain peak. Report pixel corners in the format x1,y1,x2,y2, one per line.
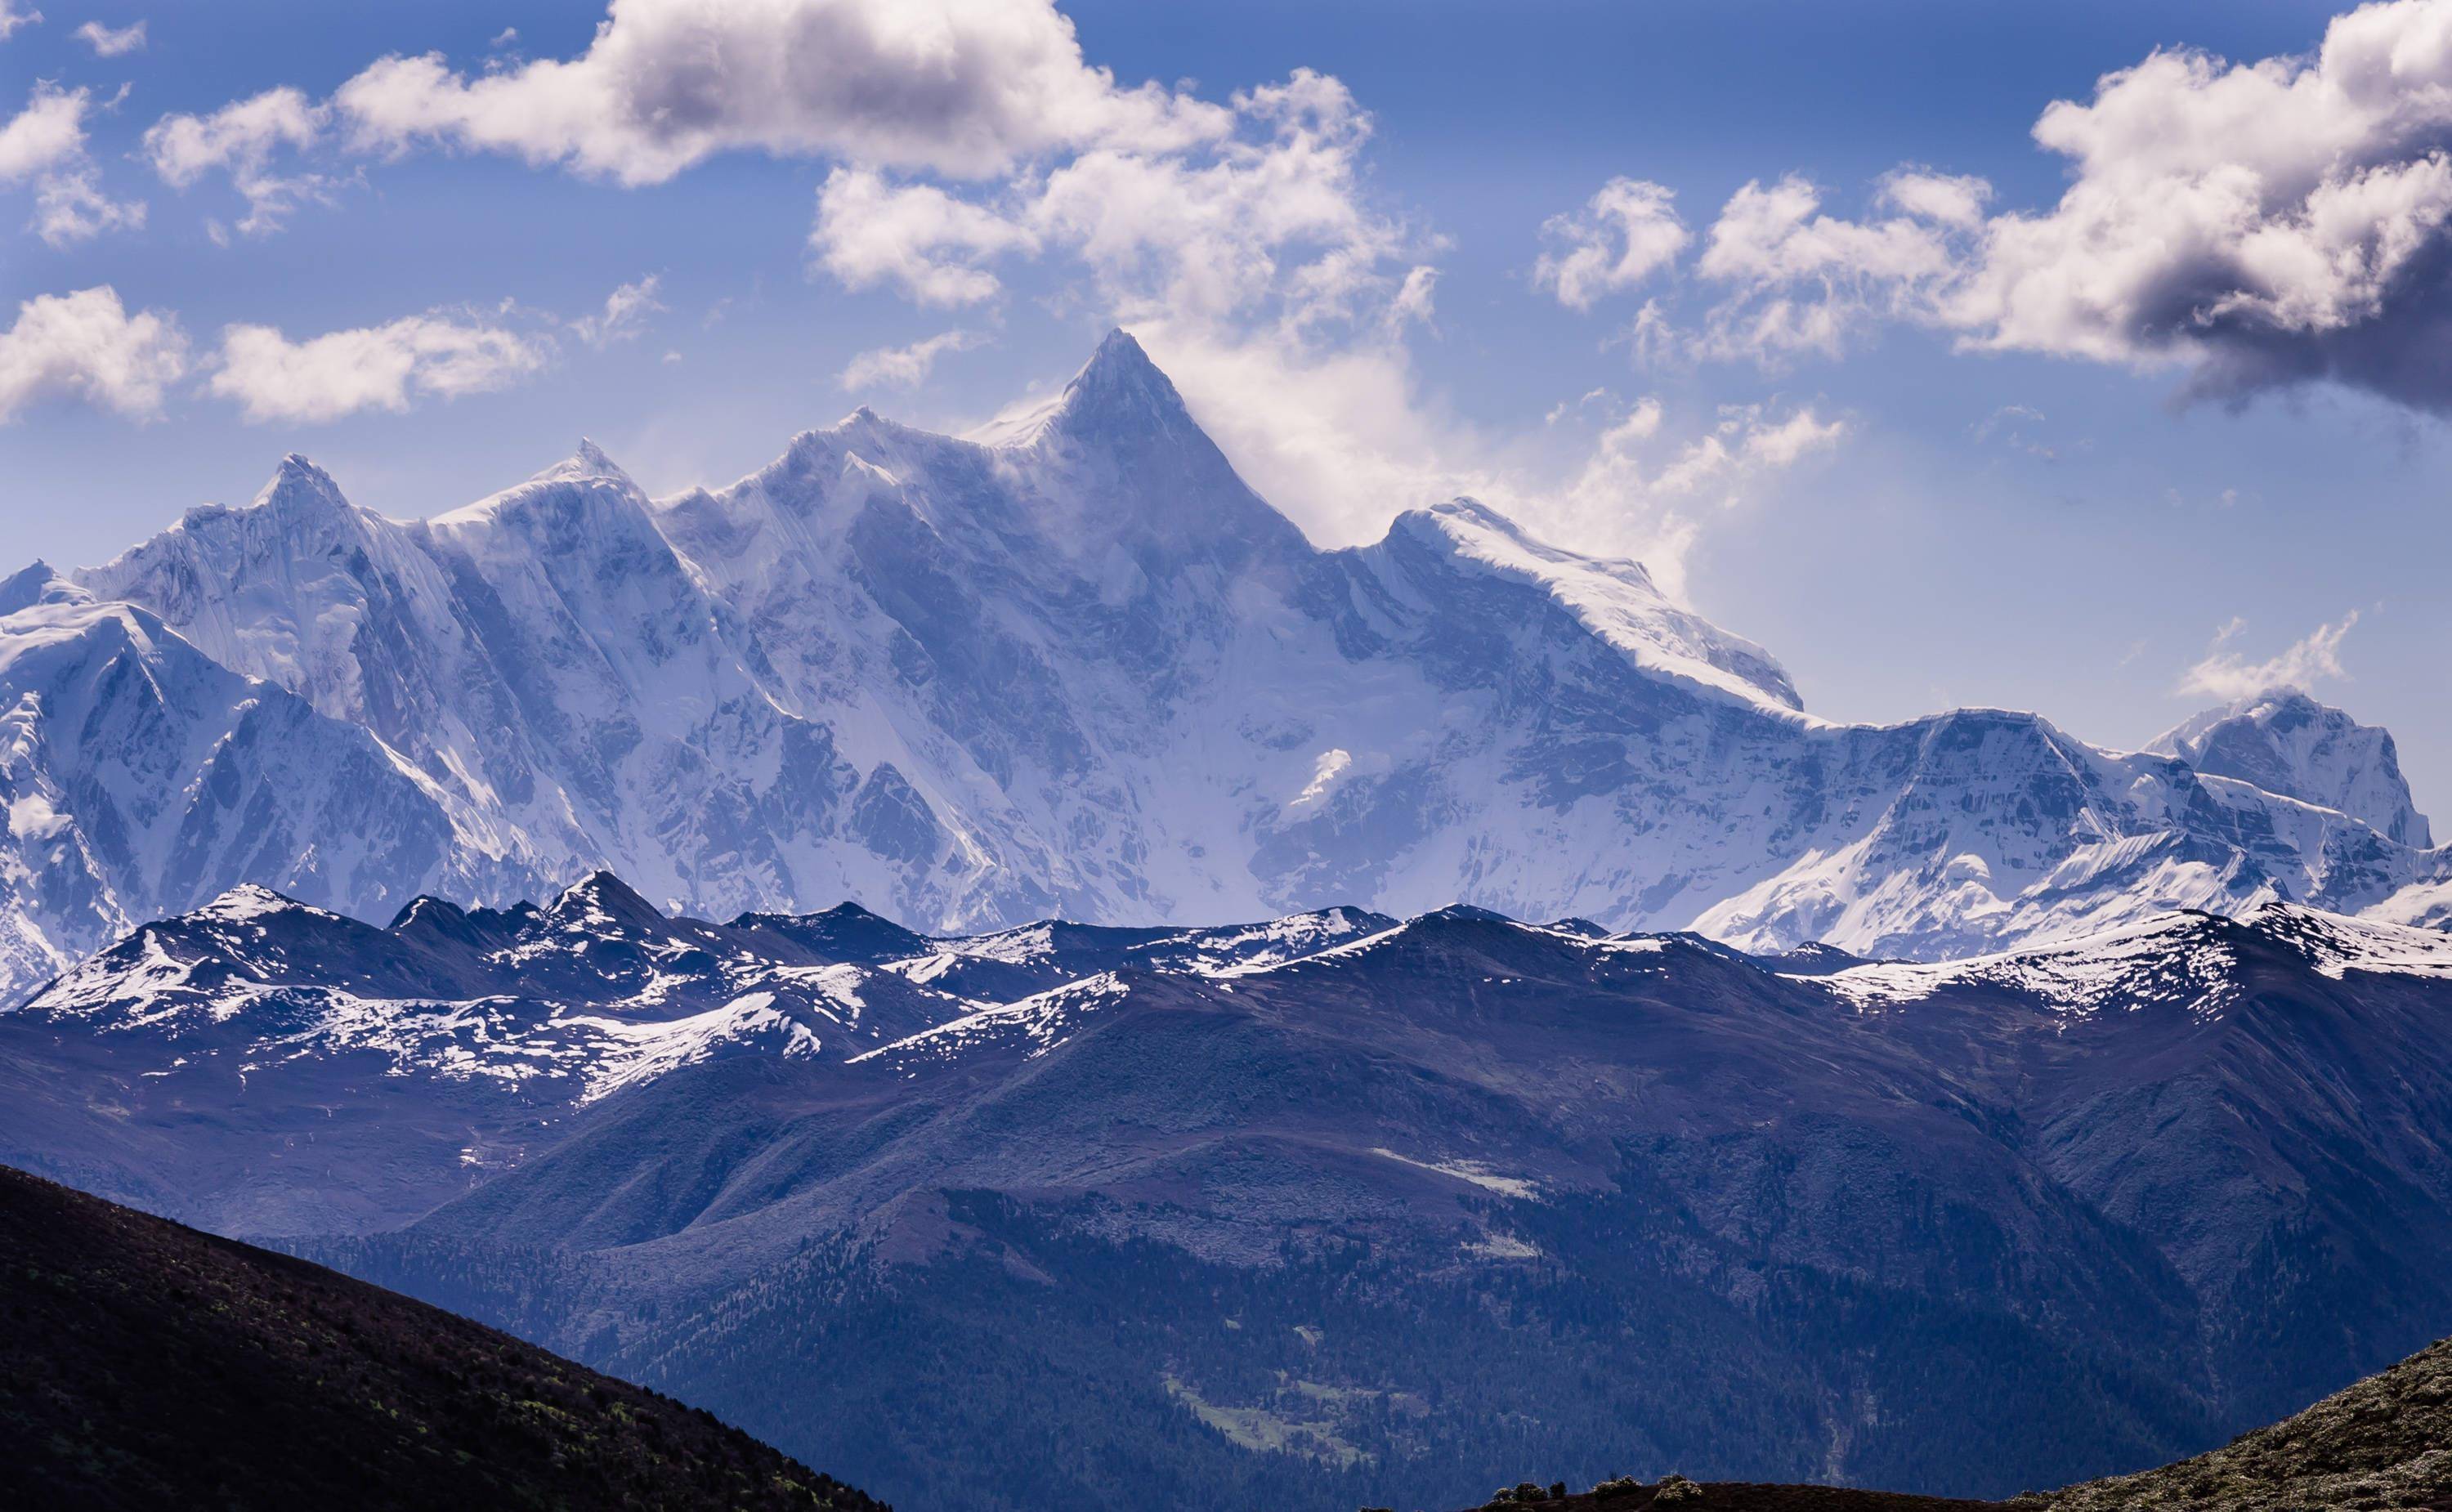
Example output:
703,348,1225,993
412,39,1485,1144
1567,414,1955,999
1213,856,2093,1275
254,454,361,526
543,870,669,934
1389,497,1806,714
972,328,1190,452
194,882,327,925
431,441,655,534
526,437,634,488
7,329,2452,1003
0,560,75,616
2148,687,2432,848
1039,328,1194,437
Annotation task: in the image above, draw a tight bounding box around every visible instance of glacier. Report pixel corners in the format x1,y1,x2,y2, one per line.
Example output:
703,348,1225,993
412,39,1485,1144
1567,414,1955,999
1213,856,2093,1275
5,327,2446,1002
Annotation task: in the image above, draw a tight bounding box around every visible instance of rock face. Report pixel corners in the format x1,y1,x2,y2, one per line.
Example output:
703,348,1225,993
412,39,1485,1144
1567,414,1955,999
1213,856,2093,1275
7,330,2448,1003
8,882,2452,1510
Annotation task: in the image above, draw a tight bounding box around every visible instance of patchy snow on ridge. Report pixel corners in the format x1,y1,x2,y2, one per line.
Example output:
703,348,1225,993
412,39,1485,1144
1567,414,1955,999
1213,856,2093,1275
1814,899,2452,1020
1816,910,2252,1020
562,992,824,1103
848,973,1131,1071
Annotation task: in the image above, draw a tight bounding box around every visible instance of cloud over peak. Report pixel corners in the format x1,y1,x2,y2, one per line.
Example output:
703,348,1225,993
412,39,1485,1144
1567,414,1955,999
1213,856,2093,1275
2177,611,2360,701
331,0,1227,186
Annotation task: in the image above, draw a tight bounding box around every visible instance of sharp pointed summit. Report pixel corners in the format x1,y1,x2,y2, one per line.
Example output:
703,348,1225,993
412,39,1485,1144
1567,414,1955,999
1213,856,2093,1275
1045,328,1194,440
545,870,669,933
960,326,1317,565
529,437,633,486
147,454,365,549
973,328,1204,455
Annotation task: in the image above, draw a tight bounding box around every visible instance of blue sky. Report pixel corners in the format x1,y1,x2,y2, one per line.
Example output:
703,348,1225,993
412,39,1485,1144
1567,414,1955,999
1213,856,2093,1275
7,0,2452,804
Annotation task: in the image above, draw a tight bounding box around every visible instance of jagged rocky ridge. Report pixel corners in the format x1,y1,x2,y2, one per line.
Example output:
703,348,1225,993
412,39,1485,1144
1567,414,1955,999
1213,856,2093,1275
5,330,2449,1003
9,879,2452,1508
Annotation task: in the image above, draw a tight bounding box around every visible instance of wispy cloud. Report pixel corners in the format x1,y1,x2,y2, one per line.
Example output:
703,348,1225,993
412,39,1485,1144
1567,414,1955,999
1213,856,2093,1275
2177,613,2358,701
71,19,144,56
839,328,983,391
570,275,665,347
1,83,147,246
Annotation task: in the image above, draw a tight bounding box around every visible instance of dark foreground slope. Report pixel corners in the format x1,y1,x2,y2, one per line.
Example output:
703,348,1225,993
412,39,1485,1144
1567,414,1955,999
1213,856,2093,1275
0,1165,883,1512
1470,1333,2452,1512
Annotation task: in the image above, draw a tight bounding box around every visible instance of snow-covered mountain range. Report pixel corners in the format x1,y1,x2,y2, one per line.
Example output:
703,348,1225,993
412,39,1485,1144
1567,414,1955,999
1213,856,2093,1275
5,329,2445,1002
16,870,1395,1136
11,876,2452,1505
8,871,2452,1232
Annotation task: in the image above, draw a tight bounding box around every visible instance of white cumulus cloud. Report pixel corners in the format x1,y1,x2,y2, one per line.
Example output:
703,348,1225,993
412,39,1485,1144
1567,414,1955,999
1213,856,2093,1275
1533,177,1688,311
0,285,187,422
33,168,145,244
1622,1,2452,409
1689,172,1972,363
0,81,91,183
207,308,551,424
1536,2,2452,416
810,168,1038,306
329,0,1227,186
143,87,334,237
0,3,38,42
1943,1,2452,409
